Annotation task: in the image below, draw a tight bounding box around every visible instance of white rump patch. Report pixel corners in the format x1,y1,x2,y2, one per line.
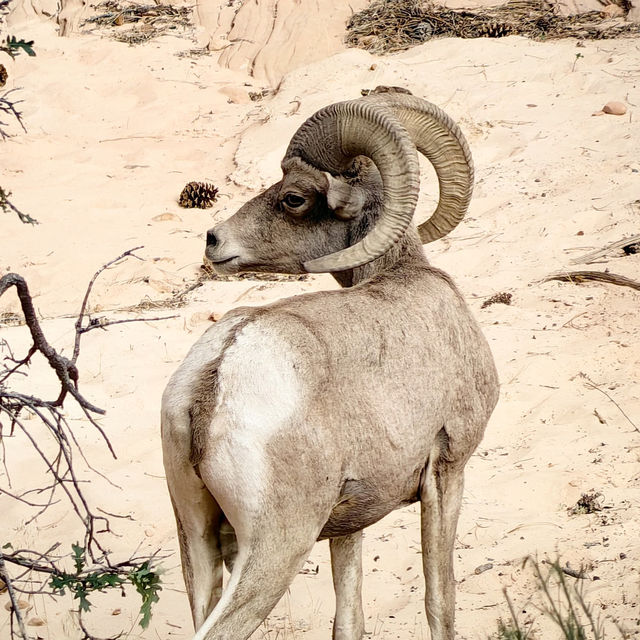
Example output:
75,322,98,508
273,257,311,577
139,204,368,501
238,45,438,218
198,321,303,527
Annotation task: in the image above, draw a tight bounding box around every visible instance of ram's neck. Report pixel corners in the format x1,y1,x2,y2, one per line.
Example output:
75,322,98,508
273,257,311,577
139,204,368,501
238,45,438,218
331,226,429,288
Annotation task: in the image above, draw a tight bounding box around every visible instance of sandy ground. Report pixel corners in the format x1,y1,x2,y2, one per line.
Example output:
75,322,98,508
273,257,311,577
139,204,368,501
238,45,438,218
1,2,639,639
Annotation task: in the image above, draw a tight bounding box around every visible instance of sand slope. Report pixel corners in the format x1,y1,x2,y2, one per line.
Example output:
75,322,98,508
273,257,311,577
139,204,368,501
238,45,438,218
1,5,639,640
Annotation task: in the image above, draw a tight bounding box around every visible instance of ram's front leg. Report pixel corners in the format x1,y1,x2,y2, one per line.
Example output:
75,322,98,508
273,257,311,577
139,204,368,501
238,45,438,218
330,531,365,640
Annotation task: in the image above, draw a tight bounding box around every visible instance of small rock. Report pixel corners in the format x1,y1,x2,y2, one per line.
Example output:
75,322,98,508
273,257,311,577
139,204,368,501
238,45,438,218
152,213,182,222
27,616,46,627
474,562,493,575
369,64,377,71
144,529,154,537
4,599,32,612
208,36,229,51
208,311,224,322
602,101,627,115
220,86,252,105
112,608,122,616
601,3,624,17
190,311,215,326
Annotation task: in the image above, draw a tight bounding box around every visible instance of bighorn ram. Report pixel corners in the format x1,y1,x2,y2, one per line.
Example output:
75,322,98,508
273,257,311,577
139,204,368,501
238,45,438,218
162,88,499,640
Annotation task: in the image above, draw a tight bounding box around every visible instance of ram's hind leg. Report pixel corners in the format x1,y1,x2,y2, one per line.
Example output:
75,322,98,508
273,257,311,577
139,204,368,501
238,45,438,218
193,517,319,640
330,531,365,640
168,476,223,629
419,438,466,640
162,415,224,629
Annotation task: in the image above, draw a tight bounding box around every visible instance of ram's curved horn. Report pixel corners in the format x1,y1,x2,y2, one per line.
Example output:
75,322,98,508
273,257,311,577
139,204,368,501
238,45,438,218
363,91,474,243
284,100,420,273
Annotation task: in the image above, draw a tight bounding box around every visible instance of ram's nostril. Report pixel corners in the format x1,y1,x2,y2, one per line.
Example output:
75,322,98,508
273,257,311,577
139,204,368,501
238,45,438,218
206,229,218,247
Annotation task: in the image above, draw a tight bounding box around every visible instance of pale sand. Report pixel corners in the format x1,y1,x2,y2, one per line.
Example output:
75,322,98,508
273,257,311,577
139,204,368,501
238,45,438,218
1,3,639,639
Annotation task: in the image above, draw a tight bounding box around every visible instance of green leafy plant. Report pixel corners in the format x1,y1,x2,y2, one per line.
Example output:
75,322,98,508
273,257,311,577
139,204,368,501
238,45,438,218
0,253,171,640
49,545,162,627
130,561,163,628
572,52,584,72
0,35,35,58
0,184,37,223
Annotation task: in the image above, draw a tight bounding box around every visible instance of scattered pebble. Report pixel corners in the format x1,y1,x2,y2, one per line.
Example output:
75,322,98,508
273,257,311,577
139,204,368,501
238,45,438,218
220,85,253,105
593,101,627,116
601,4,624,17
4,599,32,612
474,562,493,575
152,212,182,222
603,101,627,115
190,311,215,326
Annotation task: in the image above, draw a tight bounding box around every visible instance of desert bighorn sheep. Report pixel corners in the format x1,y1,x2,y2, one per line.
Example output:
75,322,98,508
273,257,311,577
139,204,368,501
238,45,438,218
162,87,499,640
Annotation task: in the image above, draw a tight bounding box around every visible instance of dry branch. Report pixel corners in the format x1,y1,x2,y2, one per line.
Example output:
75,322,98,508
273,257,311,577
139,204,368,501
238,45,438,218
0,249,166,639
0,551,28,639
580,374,639,434
542,270,640,292
570,234,640,264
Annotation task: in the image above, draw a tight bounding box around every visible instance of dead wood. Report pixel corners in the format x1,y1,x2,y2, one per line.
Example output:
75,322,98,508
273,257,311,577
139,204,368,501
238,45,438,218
570,233,640,264
542,270,640,292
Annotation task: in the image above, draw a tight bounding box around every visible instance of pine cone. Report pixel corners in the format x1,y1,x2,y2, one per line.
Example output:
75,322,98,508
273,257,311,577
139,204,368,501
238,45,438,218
178,181,219,208
0,64,8,88
479,21,511,38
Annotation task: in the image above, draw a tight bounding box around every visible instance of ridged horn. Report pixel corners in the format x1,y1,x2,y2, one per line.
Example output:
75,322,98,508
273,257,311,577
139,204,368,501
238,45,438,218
362,91,474,243
284,100,420,273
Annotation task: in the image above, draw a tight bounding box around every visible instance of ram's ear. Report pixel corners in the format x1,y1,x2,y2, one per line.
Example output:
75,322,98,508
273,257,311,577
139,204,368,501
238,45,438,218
322,172,366,220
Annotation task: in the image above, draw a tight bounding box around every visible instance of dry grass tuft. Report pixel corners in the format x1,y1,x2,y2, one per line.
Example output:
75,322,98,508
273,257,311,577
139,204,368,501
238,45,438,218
346,0,640,54
82,0,192,44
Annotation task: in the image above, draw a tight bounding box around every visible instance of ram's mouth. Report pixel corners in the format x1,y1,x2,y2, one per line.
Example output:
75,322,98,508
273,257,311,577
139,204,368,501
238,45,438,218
203,254,241,275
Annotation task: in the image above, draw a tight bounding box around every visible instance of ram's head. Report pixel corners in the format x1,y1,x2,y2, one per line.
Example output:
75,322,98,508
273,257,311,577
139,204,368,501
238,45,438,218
205,89,474,275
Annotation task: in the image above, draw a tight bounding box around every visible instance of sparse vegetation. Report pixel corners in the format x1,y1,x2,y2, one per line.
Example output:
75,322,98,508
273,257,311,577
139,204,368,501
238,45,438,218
482,292,513,309
346,0,640,55
0,35,35,58
82,0,192,44
1,0,36,222
0,251,167,639
494,558,626,640
569,492,604,516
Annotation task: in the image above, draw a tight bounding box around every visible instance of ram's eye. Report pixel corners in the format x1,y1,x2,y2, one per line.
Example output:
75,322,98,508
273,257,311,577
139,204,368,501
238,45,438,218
282,193,305,209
